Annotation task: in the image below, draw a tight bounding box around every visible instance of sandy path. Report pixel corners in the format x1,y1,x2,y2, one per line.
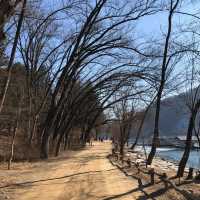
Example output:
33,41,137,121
0,142,143,200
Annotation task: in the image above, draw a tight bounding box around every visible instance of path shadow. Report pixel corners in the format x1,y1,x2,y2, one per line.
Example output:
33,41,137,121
169,175,200,186
107,158,200,200
47,153,106,164
101,182,156,200
0,168,117,189
137,187,167,200
101,187,140,200
101,178,189,200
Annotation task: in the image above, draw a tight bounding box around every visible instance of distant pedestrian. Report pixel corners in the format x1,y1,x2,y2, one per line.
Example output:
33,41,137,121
90,137,94,146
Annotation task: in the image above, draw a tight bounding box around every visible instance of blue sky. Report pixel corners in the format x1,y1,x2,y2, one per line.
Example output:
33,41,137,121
38,0,200,40
136,1,200,39
14,0,200,85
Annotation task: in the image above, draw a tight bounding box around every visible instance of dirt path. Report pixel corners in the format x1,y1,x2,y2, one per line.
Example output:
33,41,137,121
0,142,144,200
0,142,188,200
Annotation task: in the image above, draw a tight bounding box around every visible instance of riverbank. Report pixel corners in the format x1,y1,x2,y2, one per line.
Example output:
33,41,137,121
128,143,200,170
116,146,200,198
128,147,188,174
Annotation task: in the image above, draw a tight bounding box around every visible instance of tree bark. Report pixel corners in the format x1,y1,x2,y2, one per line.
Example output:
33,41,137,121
0,0,26,113
8,127,17,170
55,134,64,157
40,106,58,159
147,90,162,165
40,129,50,159
0,0,22,55
177,99,200,177
8,89,23,169
29,114,39,145
147,0,180,165
131,100,154,149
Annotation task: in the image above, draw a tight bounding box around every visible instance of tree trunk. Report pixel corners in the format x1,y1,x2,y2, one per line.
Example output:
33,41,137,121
0,0,22,55
95,127,98,140
55,124,72,156
40,130,50,159
55,134,64,157
131,100,153,149
40,107,58,159
64,134,69,150
29,114,39,145
8,127,17,170
146,0,180,164
177,100,200,177
0,0,26,113
27,82,32,143
8,90,23,169
119,125,125,157
120,141,124,157
147,90,162,165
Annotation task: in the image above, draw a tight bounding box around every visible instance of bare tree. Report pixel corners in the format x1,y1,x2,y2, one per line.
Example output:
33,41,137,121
8,85,24,170
130,96,156,150
18,5,65,146
0,0,23,55
112,91,136,157
147,0,180,165
40,0,159,159
177,55,200,176
0,0,27,113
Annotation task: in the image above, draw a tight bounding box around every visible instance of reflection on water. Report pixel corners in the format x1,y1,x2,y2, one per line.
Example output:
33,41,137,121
135,146,200,169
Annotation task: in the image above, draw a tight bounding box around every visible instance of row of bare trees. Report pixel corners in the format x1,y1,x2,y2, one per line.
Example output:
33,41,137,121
0,0,160,162
1,0,200,177
109,0,200,177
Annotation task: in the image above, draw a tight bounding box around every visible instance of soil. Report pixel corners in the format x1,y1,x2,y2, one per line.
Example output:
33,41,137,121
0,142,199,200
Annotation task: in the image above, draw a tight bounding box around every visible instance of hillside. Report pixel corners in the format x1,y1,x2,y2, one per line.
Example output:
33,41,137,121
130,91,197,139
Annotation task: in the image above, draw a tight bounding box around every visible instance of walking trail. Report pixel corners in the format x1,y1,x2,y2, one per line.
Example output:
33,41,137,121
0,142,184,200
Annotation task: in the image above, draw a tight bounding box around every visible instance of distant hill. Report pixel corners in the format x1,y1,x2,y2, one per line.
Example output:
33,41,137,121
130,89,199,139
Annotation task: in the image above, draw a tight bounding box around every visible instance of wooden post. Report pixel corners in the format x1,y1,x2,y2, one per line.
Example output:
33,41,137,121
117,153,120,161
115,153,118,161
138,178,143,188
195,170,200,180
187,168,194,180
127,158,131,168
121,155,124,165
112,148,115,155
178,176,181,184
161,173,168,189
136,162,140,173
149,168,155,185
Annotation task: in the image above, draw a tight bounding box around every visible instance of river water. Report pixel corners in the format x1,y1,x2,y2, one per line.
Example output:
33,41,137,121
135,146,200,169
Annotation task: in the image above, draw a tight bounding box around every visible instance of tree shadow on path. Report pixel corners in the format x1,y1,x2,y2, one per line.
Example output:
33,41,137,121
0,168,117,189
101,182,157,200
